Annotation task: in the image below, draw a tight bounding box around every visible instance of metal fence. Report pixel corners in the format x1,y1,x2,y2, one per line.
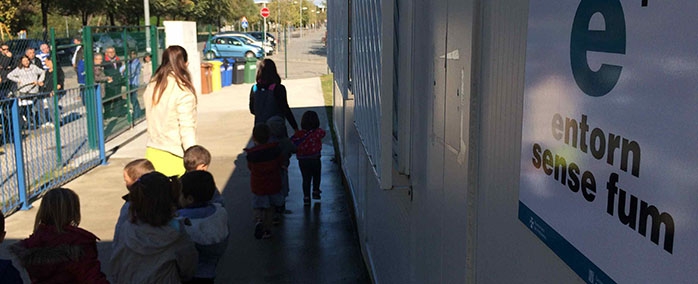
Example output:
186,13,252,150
78,26,163,140
1,26,163,140
0,25,164,215
0,85,105,214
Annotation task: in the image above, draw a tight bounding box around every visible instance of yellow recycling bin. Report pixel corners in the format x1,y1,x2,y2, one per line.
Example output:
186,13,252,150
208,60,223,92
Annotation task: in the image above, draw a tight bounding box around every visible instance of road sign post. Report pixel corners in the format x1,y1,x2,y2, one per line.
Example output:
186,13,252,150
261,7,270,57
241,16,249,31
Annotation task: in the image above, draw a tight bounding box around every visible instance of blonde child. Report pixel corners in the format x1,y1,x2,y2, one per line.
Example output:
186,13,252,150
116,159,155,231
267,116,296,221
184,145,212,172
183,145,224,206
123,158,155,187
9,188,109,283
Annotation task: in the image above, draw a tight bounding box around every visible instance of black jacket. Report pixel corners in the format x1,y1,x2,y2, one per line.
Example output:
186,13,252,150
41,67,66,93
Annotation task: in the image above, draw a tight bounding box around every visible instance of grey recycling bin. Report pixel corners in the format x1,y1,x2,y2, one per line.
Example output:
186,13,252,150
232,57,245,85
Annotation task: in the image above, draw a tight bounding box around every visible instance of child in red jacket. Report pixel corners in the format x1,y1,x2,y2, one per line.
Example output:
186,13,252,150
9,188,109,283
245,124,286,239
291,111,326,206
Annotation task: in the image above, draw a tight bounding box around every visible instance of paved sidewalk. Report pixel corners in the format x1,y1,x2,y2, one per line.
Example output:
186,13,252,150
1,78,371,283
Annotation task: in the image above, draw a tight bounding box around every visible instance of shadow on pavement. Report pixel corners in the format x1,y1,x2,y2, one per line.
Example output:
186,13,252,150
214,105,370,283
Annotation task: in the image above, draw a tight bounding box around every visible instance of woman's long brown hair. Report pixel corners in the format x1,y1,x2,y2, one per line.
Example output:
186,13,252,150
151,45,196,105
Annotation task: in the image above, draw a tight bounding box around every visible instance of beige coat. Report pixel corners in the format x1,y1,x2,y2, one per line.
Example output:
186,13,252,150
144,74,197,157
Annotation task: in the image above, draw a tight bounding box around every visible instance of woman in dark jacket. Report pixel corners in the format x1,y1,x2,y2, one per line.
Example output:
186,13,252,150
9,188,109,284
249,59,298,135
38,58,65,126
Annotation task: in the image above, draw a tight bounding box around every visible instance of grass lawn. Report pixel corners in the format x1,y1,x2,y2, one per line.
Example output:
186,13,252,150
320,73,334,107
319,73,340,162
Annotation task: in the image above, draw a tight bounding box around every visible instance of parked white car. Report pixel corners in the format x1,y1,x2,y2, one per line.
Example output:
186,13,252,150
217,32,274,55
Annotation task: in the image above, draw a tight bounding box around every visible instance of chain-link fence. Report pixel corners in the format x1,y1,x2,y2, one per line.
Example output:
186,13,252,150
0,25,164,215
84,26,163,139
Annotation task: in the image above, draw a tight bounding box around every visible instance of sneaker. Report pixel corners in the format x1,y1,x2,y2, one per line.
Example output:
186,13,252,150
272,216,281,226
254,222,264,239
312,191,321,200
303,197,310,206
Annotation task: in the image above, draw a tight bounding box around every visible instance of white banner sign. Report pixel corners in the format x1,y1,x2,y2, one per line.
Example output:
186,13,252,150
519,1,698,283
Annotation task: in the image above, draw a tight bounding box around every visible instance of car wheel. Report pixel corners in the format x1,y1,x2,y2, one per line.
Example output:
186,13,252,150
245,51,255,58
205,51,215,60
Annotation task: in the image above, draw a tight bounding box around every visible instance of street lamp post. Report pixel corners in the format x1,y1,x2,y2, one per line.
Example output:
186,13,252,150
144,0,151,52
299,0,303,38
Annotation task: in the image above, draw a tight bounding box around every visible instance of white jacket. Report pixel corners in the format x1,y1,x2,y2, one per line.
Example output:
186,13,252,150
7,65,45,94
144,73,197,157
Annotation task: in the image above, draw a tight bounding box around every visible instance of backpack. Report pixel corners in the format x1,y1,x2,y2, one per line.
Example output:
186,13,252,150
252,83,280,125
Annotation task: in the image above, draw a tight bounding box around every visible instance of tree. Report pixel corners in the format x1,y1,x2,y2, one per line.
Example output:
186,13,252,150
195,0,234,27
53,0,103,26
114,0,144,26
0,0,20,34
41,0,50,38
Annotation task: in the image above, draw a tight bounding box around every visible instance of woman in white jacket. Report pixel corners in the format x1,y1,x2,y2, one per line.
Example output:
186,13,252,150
7,55,46,128
143,45,197,177
7,55,45,95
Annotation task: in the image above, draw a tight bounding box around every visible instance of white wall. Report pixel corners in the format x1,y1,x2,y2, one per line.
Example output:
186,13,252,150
330,0,587,283
162,21,202,97
474,1,583,283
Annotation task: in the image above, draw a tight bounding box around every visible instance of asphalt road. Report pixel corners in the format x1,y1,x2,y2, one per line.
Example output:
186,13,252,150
267,28,330,80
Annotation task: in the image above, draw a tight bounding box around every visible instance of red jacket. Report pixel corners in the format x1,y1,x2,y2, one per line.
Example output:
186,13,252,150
9,224,109,284
292,128,326,159
245,142,285,195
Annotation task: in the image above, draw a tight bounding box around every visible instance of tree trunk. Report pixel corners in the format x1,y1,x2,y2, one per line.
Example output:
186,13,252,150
41,0,49,41
82,11,89,26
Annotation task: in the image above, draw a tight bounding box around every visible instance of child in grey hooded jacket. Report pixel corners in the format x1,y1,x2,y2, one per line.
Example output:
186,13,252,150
110,171,198,283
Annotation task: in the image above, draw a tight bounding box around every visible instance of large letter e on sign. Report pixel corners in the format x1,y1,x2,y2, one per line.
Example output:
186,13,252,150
570,0,626,97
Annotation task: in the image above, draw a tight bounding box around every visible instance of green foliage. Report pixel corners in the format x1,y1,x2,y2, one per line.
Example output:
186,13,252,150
266,0,320,27
0,0,20,33
0,0,326,39
53,0,103,25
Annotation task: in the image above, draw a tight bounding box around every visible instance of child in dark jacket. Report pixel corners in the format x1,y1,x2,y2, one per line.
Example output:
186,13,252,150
245,124,286,239
292,111,326,206
177,170,229,283
9,188,109,283
267,116,296,214
0,210,22,284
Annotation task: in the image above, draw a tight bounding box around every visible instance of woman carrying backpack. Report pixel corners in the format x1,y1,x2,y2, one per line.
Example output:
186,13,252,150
248,59,298,137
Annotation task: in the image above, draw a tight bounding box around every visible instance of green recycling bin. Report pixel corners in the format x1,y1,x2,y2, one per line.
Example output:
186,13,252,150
244,57,258,84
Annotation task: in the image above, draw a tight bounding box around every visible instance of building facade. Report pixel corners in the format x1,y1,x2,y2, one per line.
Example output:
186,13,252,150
327,0,697,283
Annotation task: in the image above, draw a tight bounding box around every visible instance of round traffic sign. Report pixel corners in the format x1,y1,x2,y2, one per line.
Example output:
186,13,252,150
260,7,270,18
